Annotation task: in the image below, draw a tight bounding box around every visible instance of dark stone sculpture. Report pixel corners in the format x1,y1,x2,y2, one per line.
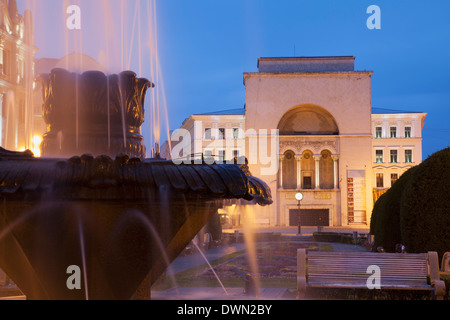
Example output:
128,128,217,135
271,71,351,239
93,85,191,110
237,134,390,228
39,69,152,159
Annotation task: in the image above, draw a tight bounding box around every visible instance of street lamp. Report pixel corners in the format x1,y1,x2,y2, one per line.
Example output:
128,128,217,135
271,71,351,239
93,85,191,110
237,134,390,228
295,192,303,235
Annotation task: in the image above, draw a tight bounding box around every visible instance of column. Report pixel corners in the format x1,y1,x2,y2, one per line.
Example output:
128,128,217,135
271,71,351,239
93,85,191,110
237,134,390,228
279,155,284,188
313,155,321,189
332,155,339,189
295,155,302,190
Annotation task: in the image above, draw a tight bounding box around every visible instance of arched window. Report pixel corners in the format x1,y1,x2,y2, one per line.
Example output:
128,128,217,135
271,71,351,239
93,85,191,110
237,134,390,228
278,105,339,136
282,150,297,189
301,150,315,189
320,150,334,189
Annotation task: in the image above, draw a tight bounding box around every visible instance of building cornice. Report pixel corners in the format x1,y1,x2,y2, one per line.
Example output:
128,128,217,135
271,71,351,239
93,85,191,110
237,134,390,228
244,70,373,83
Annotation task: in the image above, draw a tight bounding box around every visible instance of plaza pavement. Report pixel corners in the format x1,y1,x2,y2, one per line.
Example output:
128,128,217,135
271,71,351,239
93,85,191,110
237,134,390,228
152,226,371,300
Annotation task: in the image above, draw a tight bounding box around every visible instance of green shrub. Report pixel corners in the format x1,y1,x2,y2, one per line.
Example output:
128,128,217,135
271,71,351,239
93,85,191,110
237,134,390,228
400,148,450,259
370,167,417,252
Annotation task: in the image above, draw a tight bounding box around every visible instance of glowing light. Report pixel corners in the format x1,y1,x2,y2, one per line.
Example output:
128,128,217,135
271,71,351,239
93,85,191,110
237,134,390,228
31,135,42,157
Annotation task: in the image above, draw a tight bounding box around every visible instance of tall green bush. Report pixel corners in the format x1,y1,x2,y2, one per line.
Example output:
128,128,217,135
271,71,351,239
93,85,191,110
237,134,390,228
371,167,416,252
400,148,450,259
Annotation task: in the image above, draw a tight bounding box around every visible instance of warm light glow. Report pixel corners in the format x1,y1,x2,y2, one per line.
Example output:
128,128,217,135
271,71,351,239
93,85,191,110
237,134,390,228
31,135,42,157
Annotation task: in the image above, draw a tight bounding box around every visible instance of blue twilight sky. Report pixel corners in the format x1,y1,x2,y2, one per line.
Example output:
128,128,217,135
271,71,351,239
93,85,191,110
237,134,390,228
18,0,450,158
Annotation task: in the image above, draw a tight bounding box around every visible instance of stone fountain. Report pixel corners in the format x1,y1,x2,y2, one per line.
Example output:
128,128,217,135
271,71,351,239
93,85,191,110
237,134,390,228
0,69,272,300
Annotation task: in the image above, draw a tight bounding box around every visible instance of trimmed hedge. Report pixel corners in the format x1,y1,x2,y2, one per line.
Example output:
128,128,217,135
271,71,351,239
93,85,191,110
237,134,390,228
313,232,354,244
370,166,417,252
400,147,450,259
371,147,450,259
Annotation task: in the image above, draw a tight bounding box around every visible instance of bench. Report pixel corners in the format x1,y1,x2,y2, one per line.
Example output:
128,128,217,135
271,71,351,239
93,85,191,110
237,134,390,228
442,252,450,273
297,249,446,300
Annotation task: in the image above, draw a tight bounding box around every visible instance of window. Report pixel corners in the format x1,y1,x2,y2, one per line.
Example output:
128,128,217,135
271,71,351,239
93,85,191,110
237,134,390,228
218,128,225,140
376,173,384,188
282,150,297,190
405,150,413,163
391,174,399,186
390,127,397,138
375,150,383,163
233,150,239,159
203,150,213,162
375,127,383,139
303,176,312,190
1,50,8,75
232,128,240,140
390,150,398,163
204,128,212,140
218,150,226,162
405,127,412,138
0,48,3,74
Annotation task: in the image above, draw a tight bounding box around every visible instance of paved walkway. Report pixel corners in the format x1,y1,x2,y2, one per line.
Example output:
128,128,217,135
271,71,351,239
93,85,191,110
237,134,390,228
153,231,370,300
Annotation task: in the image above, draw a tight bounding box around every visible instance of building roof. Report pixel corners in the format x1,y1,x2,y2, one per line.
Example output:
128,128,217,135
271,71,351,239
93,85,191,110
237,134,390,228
190,107,425,118
372,107,425,114
194,108,246,116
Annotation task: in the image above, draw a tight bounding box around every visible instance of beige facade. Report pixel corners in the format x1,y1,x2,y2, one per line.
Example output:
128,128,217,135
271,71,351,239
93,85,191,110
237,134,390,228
164,109,245,163
164,56,427,228
371,110,427,202
0,0,39,153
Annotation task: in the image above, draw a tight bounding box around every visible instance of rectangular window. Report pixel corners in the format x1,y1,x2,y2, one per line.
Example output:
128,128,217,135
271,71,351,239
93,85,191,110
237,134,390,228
390,127,397,139
390,150,398,163
375,150,383,163
233,150,239,159
303,176,312,190
405,127,412,138
405,150,413,163
232,128,240,140
218,128,225,140
376,173,384,188
375,127,382,139
1,50,8,75
204,128,212,140
218,150,226,161
0,48,3,74
204,149,213,162
391,174,399,186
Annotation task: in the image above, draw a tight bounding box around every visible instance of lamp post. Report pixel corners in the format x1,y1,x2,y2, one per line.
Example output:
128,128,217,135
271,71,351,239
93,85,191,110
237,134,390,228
295,192,303,235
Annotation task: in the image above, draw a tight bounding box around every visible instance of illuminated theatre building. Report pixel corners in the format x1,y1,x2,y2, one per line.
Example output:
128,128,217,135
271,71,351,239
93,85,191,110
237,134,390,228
0,0,42,154
167,56,427,228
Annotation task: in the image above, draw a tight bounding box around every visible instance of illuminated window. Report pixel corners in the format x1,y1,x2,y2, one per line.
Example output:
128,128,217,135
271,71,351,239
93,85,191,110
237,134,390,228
1,50,8,75
391,173,399,186
405,150,413,163
376,173,384,188
405,127,411,138
390,127,397,138
375,127,382,138
376,150,383,163
390,150,398,163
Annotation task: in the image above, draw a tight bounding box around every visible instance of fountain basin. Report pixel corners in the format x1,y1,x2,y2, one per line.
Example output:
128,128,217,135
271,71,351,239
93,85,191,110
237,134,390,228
0,149,272,300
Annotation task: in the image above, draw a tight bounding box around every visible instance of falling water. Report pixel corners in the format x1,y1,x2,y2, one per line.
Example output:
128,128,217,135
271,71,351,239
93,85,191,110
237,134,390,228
77,215,89,300
240,205,261,296
192,241,229,296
